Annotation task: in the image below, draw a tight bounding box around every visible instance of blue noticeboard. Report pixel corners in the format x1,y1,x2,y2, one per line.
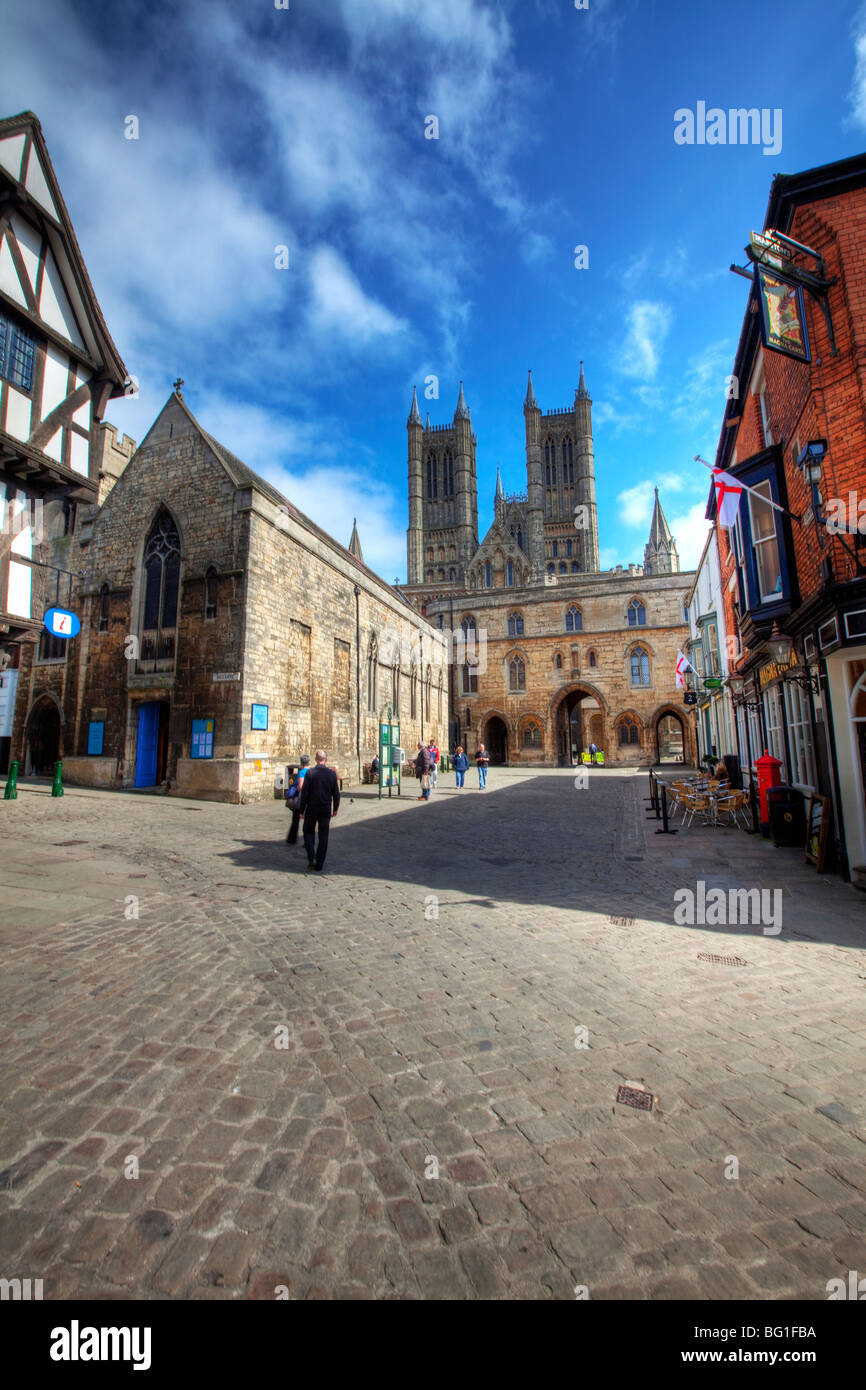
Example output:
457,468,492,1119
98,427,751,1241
191,719,214,759
87,721,105,755
251,703,268,731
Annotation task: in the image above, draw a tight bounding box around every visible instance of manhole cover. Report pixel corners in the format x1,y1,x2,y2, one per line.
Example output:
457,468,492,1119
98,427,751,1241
616,1085,654,1111
697,952,747,966
608,916,635,926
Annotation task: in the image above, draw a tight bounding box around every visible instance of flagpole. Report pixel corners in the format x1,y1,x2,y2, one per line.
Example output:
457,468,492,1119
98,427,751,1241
695,457,801,523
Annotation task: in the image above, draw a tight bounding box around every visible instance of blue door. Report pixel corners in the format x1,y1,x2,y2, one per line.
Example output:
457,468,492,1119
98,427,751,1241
135,702,160,787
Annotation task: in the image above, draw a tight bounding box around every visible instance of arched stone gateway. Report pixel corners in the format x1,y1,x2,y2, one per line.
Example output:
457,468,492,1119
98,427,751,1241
25,694,63,775
481,714,509,765
549,682,609,766
654,706,689,764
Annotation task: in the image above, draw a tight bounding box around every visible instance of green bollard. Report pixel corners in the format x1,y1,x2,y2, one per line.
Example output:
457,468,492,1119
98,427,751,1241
3,760,18,799
51,760,64,797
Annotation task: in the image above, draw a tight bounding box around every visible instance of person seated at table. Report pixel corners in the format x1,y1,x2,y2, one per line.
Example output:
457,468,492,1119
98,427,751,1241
714,761,728,780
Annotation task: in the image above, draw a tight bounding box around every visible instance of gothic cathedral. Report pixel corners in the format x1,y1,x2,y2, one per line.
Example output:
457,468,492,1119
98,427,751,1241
401,366,695,767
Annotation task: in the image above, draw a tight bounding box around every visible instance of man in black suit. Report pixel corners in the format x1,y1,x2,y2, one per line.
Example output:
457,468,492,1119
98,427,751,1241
299,749,341,871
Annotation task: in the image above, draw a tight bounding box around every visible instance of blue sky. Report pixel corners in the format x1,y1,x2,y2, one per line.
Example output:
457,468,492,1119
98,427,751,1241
4,0,866,579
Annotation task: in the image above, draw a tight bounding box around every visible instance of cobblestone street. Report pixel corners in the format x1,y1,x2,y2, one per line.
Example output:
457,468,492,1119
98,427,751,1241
1,766,865,1301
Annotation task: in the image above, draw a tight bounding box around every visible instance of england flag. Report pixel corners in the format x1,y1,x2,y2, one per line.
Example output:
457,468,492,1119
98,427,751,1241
712,468,745,529
676,651,692,689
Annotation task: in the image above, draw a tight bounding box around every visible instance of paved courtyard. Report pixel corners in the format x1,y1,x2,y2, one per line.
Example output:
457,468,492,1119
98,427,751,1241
1,765,865,1301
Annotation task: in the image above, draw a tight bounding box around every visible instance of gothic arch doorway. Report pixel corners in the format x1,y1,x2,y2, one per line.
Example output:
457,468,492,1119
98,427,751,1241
482,715,508,765
656,711,685,763
27,698,61,775
551,689,594,765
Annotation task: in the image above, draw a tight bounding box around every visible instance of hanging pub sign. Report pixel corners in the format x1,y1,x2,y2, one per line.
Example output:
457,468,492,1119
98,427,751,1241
683,691,697,705
43,606,81,639
755,264,811,363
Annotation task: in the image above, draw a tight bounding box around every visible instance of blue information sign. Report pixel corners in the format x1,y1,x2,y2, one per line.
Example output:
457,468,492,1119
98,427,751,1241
43,606,81,639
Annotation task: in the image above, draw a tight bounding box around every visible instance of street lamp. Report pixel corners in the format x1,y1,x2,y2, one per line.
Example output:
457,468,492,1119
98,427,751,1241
727,675,744,698
767,622,793,666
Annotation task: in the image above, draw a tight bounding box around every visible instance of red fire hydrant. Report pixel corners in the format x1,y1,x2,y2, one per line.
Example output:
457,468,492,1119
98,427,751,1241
755,750,783,828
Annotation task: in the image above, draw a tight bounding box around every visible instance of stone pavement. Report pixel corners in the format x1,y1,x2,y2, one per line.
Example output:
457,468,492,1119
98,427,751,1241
1,766,865,1301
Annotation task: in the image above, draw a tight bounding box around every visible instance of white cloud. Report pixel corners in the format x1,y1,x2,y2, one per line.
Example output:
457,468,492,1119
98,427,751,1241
267,465,406,582
616,480,656,528
619,300,672,380
308,248,408,346
849,8,866,127
668,502,712,570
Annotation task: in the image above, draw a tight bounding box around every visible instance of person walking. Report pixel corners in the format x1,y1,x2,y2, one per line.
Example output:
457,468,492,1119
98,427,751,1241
453,745,469,788
428,739,440,790
415,742,432,801
476,742,490,790
285,754,310,844
299,749,340,871
589,741,597,766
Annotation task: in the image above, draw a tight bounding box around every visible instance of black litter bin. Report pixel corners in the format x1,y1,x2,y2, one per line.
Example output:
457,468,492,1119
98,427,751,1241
766,785,805,847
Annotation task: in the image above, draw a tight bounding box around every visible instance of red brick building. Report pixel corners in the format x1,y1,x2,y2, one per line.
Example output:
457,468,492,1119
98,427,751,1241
709,152,866,880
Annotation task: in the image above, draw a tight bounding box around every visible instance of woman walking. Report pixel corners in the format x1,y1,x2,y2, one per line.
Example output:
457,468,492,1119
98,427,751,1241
453,746,469,788
285,754,311,844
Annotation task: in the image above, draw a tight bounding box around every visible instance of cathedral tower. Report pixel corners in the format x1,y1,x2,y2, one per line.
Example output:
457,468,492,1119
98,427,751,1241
573,361,599,573
524,361,600,575
523,370,545,577
406,387,424,584
406,383,478,588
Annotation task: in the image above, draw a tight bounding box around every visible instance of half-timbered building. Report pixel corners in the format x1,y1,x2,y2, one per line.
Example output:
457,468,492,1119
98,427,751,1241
0,111,131,772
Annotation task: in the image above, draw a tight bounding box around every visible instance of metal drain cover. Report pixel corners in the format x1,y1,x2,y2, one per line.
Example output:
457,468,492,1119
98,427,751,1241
609,916,635,926
698,952,747,966
616,1085,654,1111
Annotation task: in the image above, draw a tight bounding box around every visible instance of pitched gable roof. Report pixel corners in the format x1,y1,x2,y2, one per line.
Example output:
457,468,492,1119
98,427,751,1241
0,111,128,392
140,390,415,606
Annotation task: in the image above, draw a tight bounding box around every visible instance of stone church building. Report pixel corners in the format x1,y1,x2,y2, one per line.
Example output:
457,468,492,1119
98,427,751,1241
11,388,447,800
401,366,696,766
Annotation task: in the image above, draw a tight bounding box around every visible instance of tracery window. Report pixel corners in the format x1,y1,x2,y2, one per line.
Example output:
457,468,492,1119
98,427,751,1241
367,635,379,712
618,716,640,746
509,655,526,691
205,567,218,621
565,605,582,632
140,507,181,670
522,721,542,748
630,646,650,686
508,612,524,637
628,600,646,626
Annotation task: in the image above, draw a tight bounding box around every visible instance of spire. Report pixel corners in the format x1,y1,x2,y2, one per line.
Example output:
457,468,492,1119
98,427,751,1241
524,369,538,410
648,487,673,547
495,465,504,501
454,380,470,420
348,518,364,563
425,412,431,430
576,359,590,400
644,489,679,575
407,386,422,427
